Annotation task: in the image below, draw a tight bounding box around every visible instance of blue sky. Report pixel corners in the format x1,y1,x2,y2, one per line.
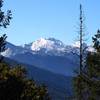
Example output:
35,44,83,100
2,0,100,45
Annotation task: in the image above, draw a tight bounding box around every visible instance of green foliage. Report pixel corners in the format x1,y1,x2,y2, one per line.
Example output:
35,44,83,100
0,0,12,62
87,52,100,78
73,30,100,100
0,62,50,100
0,0,12,28
92,29,100,52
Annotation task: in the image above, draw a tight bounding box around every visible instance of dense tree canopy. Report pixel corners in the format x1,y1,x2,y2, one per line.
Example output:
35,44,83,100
0,62,50,100
74,30,100,100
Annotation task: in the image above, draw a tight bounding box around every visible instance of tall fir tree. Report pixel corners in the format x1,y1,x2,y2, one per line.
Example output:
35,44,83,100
73,4,88,100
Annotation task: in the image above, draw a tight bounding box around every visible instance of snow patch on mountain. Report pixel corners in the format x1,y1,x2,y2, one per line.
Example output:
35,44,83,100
21,43,33,50
1,42,28,57
1,48,13,57
72,41,88,48
87,46,95,52
31,38,66,52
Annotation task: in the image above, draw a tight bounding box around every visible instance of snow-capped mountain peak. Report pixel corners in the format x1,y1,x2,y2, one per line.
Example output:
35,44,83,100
31,38,66,53
31,38,53,51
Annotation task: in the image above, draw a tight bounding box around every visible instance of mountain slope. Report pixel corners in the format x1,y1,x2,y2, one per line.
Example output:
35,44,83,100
4,57,73,100
10,53,78,76
2,38,79,76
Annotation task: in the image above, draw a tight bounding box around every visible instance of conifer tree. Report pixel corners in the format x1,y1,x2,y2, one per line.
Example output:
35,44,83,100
0,0,12,62
0,62,50,100
74,29,100,99
85,30,100,99
73,4,100,100
73,4,88,100
92,29,100,52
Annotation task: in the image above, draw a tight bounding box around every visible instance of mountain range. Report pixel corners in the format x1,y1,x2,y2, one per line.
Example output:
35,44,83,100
2,38,81,76
1,38,93,99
